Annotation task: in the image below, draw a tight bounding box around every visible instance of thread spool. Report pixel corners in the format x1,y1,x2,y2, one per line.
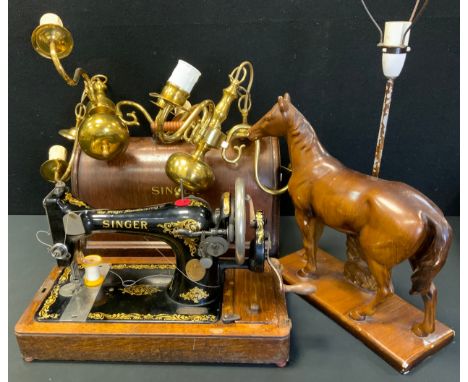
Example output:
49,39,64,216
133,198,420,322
82,254,104,287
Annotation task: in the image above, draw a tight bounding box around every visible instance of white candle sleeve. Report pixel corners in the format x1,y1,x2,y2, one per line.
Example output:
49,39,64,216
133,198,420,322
168,60,202,94
48,145,67,161
39,13,63,27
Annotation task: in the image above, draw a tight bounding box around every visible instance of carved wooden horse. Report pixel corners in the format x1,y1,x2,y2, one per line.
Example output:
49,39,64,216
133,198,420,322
248,93,452,337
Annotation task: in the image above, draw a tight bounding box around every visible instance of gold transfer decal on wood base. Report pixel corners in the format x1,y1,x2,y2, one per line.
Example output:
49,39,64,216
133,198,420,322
87,312,217,322
37,267,71,319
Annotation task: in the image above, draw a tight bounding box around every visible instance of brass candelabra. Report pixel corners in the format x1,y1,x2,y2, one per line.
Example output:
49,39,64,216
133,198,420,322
32,13,284,194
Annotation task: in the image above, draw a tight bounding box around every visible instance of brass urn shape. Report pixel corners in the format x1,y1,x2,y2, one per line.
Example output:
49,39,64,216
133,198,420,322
78,80,129,160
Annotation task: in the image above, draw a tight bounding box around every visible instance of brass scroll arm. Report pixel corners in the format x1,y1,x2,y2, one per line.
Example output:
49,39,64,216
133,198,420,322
31,14,91,88
115,100,155,127
221,124,250,164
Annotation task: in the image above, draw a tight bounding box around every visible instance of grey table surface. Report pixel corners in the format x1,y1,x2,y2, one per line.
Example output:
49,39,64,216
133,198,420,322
9,215,459,382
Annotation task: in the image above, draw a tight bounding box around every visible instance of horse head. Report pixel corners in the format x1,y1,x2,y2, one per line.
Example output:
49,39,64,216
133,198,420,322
248,93,294,141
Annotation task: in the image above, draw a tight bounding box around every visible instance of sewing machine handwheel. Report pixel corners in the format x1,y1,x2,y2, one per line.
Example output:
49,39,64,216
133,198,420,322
234,177,246,264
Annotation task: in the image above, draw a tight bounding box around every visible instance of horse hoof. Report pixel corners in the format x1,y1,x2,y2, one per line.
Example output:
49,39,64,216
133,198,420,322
411,323,433,337
348,309,367,321
297,268,317,279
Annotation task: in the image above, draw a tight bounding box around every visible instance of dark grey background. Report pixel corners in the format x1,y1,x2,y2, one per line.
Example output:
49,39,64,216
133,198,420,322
9,216,459,381
8,0,459,215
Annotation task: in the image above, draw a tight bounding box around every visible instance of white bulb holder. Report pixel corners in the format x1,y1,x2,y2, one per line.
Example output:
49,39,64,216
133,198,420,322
381,21,412,79
39,13,63,27
168,60,201,94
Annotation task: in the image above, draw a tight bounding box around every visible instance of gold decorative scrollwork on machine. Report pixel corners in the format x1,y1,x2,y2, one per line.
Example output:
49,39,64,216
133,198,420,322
157,219,201,256
62,192,90,208
179,287,210,304
31,13,288,195
120,285,161,296
111,264,176,270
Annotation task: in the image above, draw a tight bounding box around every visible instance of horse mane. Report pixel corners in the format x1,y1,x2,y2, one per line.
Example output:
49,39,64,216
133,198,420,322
287,104,326,156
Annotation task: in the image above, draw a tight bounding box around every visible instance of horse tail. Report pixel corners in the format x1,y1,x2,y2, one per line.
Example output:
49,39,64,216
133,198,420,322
409,214,452,295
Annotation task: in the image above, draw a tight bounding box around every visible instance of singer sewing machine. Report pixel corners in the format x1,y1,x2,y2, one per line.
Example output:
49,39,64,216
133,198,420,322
40,177,269,322
15,177,309,365
15,13,308,364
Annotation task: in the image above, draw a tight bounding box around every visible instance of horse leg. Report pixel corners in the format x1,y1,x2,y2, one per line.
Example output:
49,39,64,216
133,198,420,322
295,209,322,277
412,283,437,337
344,234,378,291
309,220,324,273
349,258,393,320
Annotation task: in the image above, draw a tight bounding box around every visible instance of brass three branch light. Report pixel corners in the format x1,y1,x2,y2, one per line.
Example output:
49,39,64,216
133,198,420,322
32,13,282,194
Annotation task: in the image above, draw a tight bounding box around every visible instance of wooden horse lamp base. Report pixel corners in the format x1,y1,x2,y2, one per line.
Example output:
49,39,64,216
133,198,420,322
280,250,454,373
249,93,455,373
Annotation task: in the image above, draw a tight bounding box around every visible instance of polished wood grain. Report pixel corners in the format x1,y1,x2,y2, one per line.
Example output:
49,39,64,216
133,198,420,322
15,258,290,365
71,137,281,256
280,250,454,373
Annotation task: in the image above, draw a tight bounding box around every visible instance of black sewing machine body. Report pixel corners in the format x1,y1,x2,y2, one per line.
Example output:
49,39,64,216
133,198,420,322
39,180,267,323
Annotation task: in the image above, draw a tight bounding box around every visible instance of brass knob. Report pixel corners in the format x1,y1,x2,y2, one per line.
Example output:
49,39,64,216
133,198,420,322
78,80,129,160
165,152,214,192
78,113,129,160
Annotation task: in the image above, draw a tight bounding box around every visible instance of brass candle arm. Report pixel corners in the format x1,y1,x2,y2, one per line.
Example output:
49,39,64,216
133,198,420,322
49,40,89,87
31,14,92,91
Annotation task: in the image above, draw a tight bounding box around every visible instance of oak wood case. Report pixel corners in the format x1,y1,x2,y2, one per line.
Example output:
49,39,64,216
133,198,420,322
15,257,290,365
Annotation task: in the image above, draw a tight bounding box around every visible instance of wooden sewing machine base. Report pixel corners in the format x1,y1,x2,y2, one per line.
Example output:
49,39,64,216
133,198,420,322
280,249,454,373
15,257,291,365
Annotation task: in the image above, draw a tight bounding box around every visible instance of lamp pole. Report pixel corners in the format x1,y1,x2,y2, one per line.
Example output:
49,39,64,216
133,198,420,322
360,0,429,177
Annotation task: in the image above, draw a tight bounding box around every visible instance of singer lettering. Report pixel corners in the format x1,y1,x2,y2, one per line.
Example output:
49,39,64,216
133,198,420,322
102,220,148,230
